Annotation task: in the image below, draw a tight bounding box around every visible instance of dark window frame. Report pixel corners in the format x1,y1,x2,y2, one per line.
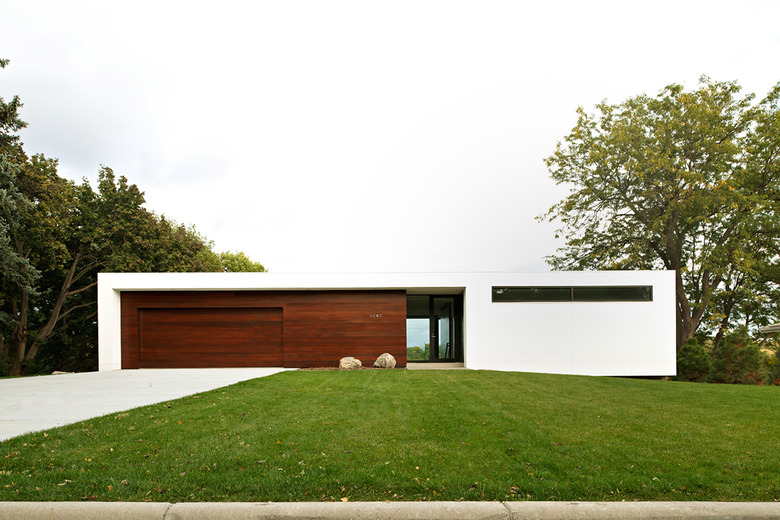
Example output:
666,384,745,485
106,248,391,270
491,285,653,303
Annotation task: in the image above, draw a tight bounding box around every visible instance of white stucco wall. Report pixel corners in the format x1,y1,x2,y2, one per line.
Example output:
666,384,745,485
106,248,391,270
460,271,675,376
98,271,676,376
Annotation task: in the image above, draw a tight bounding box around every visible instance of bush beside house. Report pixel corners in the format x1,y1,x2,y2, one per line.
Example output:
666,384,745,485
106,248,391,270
676,328,777,385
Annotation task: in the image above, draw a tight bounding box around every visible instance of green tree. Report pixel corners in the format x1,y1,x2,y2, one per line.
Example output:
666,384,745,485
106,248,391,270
406,344,430,361
675,338,712,382
0,58,27,154
0,156,40,372
541,78,780,348
710,327,769,384
219,251,266,272
0,59,37,325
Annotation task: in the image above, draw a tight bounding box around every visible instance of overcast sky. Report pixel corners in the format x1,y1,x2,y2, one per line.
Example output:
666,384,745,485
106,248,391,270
2,1,779,273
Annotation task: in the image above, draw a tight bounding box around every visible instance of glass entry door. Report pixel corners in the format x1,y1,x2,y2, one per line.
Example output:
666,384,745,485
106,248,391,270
432,297,454,360
406,295,461,362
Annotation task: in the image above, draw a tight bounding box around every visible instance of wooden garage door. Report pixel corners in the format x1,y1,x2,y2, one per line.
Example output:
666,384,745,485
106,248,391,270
138,307,283,368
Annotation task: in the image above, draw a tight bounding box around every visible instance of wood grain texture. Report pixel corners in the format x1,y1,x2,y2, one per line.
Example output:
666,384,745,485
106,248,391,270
120,291,406,369
139,307,282,368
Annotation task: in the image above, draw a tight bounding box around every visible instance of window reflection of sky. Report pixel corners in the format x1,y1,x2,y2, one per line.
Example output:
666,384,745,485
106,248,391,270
406,318,429,349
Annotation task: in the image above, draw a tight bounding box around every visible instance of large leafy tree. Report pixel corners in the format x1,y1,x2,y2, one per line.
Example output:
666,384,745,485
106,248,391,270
0,59,33,295
541,78,780,348
0,58,38,370
0,156,40,368
5,153,78,374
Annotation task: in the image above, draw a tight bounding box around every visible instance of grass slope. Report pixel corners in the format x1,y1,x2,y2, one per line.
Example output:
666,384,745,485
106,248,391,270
1,370,778,502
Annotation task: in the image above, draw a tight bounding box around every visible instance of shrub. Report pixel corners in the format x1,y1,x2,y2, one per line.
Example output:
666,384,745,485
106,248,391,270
676,338,712,382
710,328,769,385
406,345,429,361
767,351,780,385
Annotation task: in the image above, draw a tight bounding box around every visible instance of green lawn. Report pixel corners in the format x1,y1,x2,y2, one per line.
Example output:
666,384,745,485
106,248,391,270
1,370,778,502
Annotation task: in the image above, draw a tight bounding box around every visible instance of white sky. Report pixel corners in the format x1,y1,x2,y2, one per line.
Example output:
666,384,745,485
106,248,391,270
2,1,779,272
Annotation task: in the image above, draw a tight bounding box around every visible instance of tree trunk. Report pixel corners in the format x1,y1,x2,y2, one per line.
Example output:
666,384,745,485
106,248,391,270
10,289,29,376
674,268,694,350
24,254,82,362
712,308,733,351
21,253,100,368
0,331,7,371
8,252,97,374
675,287,708,350
678,312,697,349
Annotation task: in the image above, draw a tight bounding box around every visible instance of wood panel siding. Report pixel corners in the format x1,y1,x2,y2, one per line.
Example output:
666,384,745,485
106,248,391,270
120,291,406,369
139,307,282,368
281,292,407,368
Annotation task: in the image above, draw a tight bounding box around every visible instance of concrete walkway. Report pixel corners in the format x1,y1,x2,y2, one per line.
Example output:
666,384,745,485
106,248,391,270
0,368,287,441
1,501,779,519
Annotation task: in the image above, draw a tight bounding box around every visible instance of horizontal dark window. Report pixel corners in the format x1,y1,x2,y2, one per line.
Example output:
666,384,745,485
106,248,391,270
492,287,571,302
492,286,652,302
573,286,652,301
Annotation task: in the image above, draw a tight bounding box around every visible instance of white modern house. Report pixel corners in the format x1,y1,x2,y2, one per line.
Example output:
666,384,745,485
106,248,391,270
98,270,676,376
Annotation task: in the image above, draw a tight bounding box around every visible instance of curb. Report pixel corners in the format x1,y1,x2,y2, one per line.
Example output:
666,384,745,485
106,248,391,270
504,502,780,519
1,501,779,520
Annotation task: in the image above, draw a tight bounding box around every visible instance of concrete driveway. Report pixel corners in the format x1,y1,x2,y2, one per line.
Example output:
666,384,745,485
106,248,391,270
0,368,287,441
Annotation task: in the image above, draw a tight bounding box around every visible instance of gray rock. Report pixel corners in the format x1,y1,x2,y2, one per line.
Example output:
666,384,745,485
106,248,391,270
373,353,396,369
338,357,362,369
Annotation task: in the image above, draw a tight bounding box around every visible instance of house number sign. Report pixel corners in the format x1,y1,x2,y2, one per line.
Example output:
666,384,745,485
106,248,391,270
370,313,383,318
